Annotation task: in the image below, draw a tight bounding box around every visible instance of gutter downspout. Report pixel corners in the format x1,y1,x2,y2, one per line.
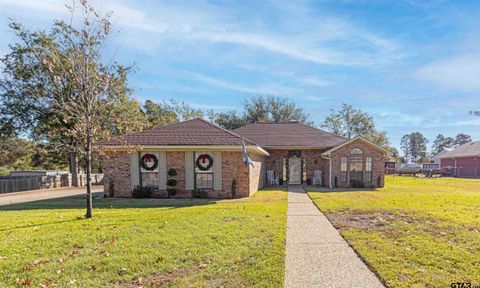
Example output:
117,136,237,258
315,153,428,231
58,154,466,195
321,155,333,189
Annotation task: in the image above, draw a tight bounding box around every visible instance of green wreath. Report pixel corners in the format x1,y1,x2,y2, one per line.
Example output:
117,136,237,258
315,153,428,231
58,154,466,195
196,154,213,171
140,153,158,171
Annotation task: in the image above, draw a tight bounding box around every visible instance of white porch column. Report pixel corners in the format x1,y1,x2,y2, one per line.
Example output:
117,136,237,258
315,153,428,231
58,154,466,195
213,151,222,190
185,151,194,190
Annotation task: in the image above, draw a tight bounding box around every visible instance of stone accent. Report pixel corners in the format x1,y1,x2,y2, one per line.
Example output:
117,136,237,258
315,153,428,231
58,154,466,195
102,151,132,197
330,139,385,188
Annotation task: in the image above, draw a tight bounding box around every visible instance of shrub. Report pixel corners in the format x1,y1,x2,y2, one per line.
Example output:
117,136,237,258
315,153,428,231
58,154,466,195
167,188,176,198
167,168,177,177
108,178,114,197
334,176,338,188
350,179,365,188
231,178,237,199
191,189,208,199
132,186,152,198
166,179,177,187
377,175,382,187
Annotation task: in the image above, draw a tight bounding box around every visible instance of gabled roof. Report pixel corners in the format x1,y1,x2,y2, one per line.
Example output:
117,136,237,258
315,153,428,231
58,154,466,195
104,118,257,146
233,122,347,149
321,136,388,156
439,141,480,159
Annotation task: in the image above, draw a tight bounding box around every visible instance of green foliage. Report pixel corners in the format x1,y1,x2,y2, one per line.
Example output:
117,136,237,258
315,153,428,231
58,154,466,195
231,178,237,198
322,103,389,147
191,189,209,199
131,186,152,198
377,175,382,188
350,179,365,188
213,111,249,130
166,179,177,187
401,132,428,162
167,188,177,198
211,95,313,130
143,100,178,129
167,168,177,177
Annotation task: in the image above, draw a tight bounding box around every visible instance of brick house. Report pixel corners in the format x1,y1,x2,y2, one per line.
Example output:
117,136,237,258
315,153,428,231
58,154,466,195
101,118,388,198
439,141,480,178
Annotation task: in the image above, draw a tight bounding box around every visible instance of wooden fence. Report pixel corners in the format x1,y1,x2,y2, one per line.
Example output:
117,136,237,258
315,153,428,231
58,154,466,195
0,174,103,194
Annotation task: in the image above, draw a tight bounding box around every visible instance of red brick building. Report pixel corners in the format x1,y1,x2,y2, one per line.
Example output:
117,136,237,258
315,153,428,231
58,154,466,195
439,141,480,178
101,118,388,198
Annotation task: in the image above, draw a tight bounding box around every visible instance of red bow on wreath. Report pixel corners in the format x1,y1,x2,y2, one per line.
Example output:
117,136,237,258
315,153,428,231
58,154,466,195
144,154,153,162
198,154,209,163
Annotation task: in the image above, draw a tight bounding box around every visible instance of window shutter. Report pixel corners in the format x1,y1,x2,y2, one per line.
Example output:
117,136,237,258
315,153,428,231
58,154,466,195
130,152,140,189
213,151,222,190
159,151,167,189
185,151,194,190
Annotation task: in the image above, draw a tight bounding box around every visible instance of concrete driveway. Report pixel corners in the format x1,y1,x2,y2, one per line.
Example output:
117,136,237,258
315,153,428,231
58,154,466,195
0,186,104,206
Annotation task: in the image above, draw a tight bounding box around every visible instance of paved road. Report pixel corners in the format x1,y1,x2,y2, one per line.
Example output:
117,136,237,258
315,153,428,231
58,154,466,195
284,185,384,288
0,186,104,206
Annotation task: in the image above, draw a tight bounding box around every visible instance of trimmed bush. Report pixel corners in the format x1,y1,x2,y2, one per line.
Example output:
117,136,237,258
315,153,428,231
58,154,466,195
231,178,237,199
191,189,208,199
167,168,177,177
166,179,177,187
350,179,365,188
167,188,177,198
132,186,152,198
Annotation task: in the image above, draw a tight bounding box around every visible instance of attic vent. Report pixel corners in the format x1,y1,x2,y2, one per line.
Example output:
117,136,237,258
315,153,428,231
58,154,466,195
288,120,299,123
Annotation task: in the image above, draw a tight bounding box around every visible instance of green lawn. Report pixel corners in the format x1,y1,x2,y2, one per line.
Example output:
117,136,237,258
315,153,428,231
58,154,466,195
0,189,287,287
308,176,480,288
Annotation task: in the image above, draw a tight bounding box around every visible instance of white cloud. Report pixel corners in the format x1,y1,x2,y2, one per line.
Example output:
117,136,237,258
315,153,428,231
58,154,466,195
415,54,480,91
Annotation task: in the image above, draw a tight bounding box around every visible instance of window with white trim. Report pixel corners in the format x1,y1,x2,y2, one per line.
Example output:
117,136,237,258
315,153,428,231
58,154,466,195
194,152,214,189
340,157,348,183
140,152,160,189
350,156,363,182
364,157,372,183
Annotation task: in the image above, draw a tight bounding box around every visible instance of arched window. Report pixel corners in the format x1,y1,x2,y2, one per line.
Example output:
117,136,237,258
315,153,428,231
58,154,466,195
351,148,363,155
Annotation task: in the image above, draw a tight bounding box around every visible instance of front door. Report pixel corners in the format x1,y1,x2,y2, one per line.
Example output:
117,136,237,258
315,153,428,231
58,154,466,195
289,157,302,184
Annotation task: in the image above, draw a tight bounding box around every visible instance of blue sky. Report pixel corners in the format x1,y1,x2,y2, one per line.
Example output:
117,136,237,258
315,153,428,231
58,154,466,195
1,0,480,151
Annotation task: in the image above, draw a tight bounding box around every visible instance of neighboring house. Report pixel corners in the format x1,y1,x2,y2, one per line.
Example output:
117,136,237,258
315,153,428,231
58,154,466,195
439,141,480,178
431,147,454,165
101,118,388,198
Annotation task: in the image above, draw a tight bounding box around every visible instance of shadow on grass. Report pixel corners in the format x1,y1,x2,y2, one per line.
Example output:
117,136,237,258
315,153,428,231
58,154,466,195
0,193,218,211
307,186,378,193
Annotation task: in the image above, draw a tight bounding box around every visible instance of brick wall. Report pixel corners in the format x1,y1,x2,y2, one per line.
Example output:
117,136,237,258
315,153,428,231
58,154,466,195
221,151,250,198
165,151,188,197
249,153,266,195
101,150,270,198
330,139,385,188
264,149,328,185
102,151,131,197
441,157,480,178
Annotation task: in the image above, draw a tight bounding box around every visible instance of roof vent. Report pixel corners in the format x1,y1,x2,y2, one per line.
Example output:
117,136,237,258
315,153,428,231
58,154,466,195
288,120,299,123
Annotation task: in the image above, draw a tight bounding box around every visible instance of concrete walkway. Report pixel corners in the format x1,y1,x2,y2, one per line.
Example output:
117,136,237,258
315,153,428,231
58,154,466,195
0,186,103,206
284,185,384,288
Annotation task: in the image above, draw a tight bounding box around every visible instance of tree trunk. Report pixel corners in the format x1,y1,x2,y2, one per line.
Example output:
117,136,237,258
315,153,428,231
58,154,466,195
69,151,79,187
85,134,93,219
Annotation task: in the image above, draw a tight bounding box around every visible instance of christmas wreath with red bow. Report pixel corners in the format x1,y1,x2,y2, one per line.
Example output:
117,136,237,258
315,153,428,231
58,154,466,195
140,153,158,171
196,154,213,171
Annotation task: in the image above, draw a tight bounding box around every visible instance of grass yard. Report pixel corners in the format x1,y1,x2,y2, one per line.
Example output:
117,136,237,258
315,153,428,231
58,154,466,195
0,189,287,287
308,176,480,288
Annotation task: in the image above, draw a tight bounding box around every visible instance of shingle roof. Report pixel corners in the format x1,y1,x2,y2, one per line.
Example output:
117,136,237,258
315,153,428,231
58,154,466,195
233,122,347,148
439,141,480,158
104,118,257,146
